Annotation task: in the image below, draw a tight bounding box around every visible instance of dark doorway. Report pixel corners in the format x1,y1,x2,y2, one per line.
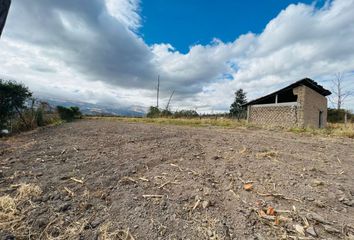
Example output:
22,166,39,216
319,111,324,128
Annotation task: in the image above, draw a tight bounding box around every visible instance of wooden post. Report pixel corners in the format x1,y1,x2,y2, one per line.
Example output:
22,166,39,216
344,111,348,127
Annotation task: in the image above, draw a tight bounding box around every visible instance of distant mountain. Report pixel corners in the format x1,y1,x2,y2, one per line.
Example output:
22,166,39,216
38,97,146,117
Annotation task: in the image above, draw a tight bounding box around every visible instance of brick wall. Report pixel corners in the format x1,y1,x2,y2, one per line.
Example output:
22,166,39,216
248,85,328,128
248,104,298,128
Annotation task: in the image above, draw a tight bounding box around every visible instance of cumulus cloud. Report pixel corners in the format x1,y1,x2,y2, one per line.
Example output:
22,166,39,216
106,0,141,30
1,0,156,88
151,0,354,111
0,0,354,112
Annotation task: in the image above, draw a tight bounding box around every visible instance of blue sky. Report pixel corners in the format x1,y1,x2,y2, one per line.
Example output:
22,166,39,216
1,0,353,112
141,0,324,53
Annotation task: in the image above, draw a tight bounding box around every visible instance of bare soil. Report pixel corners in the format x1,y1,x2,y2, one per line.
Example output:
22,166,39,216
1,119,354,239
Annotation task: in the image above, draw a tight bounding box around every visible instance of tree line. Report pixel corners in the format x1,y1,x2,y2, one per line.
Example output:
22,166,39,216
147,88,248,119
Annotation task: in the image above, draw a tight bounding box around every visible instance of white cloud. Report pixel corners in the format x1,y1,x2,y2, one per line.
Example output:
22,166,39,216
105,0,141,30
0,0,354,112
153,0,354,111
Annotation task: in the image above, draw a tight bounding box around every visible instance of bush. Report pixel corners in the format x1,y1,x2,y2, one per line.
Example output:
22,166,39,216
174,110,199,118
146,107,199,119
8,108,60,133
147,106,160,118
36,108,45,127
57,106,82,121
328,108,353,123
70,106,82,118
160,109,173,117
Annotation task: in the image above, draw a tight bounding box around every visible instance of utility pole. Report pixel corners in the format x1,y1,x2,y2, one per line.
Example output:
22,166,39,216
156,75,160,108
0,0,11,38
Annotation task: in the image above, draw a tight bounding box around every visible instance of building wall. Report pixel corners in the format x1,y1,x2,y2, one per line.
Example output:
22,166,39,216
248,104,298,128
294,85,328,128
248,85,328,128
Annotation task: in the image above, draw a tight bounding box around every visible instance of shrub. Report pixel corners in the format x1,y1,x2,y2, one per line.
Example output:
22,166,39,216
328,108,353,123
70,106,82,118
174,110,199,118
36,108,45,127
147,106,160,118
160,109,173,117
57,106,82,121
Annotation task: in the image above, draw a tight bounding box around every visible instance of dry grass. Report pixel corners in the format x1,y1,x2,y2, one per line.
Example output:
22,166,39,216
99,222,135,240
0,182,133,239
0,195,18,228
62,221,88,239
256,150,279,160
0,183,42,237
88,116,249,129
327,122,354,138
0,195,17,213
88,116,354,139
289,122,354,138
16,183,42,200
39,218,89,240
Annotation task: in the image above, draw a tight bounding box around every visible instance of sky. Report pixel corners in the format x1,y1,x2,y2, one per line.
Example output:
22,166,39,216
141,0,324,53
0,0,354,112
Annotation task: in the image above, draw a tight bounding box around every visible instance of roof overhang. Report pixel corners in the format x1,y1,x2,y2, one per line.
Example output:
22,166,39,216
244,78,331,106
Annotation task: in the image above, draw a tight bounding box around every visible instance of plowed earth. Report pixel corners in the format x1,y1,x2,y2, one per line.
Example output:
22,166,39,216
1,119,354,239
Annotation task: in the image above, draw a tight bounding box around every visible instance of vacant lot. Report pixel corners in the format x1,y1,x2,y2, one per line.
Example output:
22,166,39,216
1,119,354,239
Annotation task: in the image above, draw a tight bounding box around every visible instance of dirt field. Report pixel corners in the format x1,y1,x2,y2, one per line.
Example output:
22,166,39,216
1,119,354,239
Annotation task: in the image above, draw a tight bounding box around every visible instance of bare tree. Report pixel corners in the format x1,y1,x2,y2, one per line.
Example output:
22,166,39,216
0,0,11,38
330,72,353,110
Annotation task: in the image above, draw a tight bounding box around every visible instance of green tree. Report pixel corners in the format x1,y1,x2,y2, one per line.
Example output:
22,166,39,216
0,79,32,129
161,109,172,117
147,106,160,118
70,106,82,118
230,89,247,118
57,106,82,121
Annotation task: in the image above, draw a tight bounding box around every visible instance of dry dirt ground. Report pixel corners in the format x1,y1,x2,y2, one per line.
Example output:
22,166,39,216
1,119,354,240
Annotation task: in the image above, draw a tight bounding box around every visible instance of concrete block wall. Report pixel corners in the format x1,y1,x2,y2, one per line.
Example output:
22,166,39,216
248,105,298,128
293,86,305,127
248,85,328,128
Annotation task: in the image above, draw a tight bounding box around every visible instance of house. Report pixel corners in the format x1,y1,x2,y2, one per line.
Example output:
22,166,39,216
244,78,332,128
